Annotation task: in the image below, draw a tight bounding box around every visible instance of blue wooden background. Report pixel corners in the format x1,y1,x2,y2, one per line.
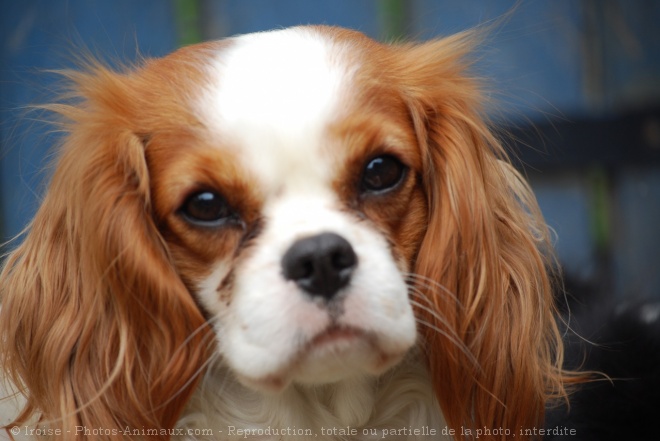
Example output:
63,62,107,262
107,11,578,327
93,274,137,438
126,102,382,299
2,0,659,299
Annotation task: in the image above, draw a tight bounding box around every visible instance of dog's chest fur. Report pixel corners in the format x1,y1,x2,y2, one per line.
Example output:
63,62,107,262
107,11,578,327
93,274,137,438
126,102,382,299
176,353,448,441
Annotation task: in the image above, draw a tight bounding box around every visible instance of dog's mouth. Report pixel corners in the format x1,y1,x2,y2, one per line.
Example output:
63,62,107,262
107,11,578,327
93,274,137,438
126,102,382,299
235,324,408,393
307,325,365,350
293,324,376,379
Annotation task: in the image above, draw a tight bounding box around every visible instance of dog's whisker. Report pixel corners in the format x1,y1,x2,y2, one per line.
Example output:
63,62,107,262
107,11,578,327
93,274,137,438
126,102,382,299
155,331,219,411
172,316,219,358
407,295,481,371
406,282,466,319
198,351,223,392
404,274,456,300
404,273,464,308
413,315,481,372
162,360,216,412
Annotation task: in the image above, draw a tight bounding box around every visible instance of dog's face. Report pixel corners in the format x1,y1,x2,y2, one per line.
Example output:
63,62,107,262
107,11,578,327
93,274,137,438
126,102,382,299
1,25,570,439
149,27,427,391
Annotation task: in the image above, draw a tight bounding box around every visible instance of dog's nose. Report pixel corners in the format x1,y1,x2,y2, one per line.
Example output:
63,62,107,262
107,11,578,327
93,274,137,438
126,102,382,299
281,232,358,300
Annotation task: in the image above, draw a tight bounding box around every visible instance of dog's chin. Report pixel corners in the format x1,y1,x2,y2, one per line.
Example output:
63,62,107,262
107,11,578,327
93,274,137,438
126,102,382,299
234,327,411,394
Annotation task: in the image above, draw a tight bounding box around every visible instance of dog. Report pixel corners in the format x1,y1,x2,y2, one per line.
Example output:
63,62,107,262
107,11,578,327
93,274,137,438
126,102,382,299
1,25,572,440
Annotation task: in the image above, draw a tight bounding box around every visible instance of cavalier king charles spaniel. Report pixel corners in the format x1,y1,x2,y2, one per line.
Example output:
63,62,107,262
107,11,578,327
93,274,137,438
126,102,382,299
1,26,573,440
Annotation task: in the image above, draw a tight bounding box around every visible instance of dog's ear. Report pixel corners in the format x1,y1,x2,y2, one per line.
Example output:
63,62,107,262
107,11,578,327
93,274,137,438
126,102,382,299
0,65,211,439
397,33,568,439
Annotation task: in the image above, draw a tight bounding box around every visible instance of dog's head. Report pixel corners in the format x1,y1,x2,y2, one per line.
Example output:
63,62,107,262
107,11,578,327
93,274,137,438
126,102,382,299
1,26,568,440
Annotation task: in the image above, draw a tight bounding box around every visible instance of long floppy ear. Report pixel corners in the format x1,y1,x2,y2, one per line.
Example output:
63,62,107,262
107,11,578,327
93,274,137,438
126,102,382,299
399,33,569,439
0,64,211,439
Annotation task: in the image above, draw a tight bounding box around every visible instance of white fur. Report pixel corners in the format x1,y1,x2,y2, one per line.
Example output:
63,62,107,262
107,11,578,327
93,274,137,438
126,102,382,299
210,193,417,387
182,28,444,439
199,27,358,199
176,352,448,441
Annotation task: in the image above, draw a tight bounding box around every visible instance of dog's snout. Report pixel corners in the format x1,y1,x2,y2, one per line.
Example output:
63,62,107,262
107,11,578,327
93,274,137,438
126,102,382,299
281,232,358,300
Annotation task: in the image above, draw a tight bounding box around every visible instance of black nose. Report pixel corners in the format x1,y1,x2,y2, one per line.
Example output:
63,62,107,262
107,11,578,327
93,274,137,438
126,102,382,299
281,232,358,300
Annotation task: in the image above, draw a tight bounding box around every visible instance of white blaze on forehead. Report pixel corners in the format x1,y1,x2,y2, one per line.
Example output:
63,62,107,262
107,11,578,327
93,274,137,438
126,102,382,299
201,27,353,193
191,29,420,387
213,28,346,130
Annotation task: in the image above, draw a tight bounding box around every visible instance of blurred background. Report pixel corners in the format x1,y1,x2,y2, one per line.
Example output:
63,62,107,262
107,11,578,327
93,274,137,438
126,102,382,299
1,0,659,299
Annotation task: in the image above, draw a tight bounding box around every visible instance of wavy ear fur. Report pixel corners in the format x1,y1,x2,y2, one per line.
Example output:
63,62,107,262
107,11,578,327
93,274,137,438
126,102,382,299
0,63,211,440
400,33,569,439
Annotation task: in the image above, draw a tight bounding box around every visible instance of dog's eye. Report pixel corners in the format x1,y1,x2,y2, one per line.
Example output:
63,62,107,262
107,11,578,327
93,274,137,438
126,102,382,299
361,155,406,194
179,191,237,227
